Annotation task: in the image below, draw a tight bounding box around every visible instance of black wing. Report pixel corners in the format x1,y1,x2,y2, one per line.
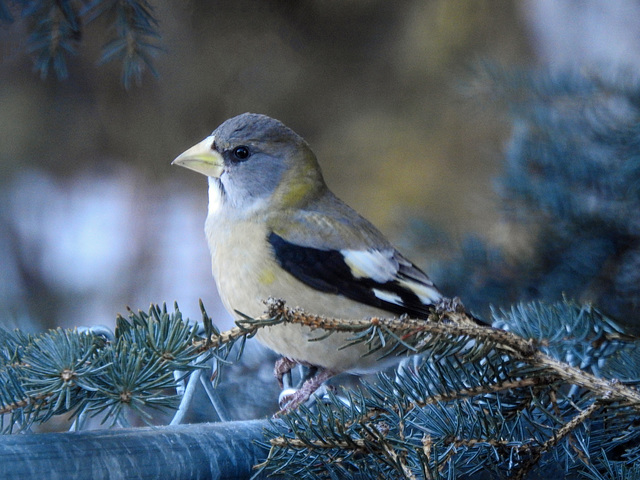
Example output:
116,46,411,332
268,232,438,318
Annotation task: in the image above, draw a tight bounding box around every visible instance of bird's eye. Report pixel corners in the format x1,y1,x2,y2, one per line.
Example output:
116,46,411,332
232,146,250,161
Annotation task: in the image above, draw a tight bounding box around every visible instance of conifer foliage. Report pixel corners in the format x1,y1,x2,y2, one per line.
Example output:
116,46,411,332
435,67,640,336
1,0,161,87
1,57,640,478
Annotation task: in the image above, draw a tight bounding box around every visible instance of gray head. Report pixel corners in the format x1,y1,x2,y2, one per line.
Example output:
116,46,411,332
173,113,326,213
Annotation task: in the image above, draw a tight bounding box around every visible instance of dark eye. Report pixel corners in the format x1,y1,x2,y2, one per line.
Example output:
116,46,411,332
232,146,250,161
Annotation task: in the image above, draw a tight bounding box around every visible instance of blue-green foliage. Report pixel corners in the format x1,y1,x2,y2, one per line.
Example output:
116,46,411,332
0,303,202,432
1,0,161,87
434,68,640,334
260,300,640,479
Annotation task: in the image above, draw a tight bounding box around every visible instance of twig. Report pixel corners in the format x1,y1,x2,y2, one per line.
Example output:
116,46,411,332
245,299,640,408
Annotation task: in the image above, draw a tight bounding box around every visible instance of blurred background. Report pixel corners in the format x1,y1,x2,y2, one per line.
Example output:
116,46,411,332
1,0,640,334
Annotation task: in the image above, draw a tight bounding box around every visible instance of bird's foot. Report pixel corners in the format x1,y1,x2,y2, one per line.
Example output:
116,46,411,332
276,368,338,416
274,357,299,388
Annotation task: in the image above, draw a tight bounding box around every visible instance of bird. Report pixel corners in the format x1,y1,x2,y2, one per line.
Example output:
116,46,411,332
172,113,450,411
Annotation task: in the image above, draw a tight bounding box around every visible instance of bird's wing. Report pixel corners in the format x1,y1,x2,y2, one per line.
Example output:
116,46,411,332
267,231,442,319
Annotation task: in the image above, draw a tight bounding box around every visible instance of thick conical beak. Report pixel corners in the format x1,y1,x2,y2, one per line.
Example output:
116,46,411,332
172,136,224,178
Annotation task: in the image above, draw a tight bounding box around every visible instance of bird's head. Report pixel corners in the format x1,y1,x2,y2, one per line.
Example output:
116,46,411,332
173,113,327,212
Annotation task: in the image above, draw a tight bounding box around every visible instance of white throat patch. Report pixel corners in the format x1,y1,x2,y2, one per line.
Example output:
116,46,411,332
207,177,224,215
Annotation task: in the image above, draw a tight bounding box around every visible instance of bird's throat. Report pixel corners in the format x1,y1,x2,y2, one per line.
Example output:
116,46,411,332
207,177,225,215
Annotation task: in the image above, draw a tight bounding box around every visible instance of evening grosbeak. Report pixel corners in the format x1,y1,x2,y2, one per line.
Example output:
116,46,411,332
173,113,446,410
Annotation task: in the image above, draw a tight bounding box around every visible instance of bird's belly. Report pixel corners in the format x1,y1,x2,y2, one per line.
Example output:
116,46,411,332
206,219,400,372
255,324,401,373
218,264,396,371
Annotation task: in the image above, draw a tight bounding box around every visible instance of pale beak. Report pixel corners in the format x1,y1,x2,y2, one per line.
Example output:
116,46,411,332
172,136,224,178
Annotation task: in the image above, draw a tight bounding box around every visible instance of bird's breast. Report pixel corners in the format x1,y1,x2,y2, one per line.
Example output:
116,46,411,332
205,213,276,319
204,210,404,372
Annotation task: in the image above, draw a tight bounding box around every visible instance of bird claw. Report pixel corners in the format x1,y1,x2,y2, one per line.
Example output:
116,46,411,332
275,368,338,416
277,388,302,412
274,357,299,388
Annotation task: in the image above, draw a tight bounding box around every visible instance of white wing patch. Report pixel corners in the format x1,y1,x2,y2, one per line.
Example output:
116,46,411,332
342,248,443,308
372,288,403,305
341,249,398,283
398,279,442,304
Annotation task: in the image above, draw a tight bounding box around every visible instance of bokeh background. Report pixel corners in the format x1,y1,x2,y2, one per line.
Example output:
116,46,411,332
1,0,640,334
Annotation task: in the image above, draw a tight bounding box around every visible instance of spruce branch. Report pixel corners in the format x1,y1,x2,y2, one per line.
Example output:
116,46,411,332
514,399,604,480
24,0,83,80
2,0,162,86
94,0,162,88
2,297,639,478
0,303,208,431
437,66,640,339
241,298,640,409
252,299,640,479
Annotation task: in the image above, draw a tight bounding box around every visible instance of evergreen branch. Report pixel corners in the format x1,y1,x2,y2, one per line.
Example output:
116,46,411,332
412,376,554,407
251,298,640,408
531,353,640,407
192,325,257,353
95,0,161,88
434,68,640,345
4,0,163,85
25,0,83,80
0,303,207,431
254,299,640,478
514,400,604,480
2,296,638,477
266,435,368,452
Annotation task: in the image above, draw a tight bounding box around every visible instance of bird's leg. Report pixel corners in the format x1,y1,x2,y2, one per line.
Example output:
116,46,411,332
274,357,299,388
277,367,338,415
